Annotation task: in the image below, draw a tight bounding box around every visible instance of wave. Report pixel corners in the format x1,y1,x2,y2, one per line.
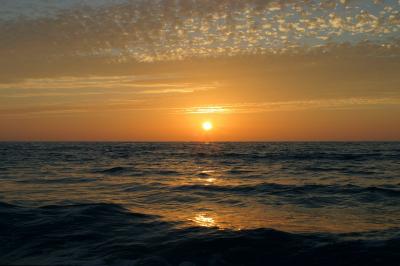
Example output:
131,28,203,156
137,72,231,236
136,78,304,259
1,143,400,265
97,166,128,174
95,167,180,176
173,183,400,209
173,183,400,194
303,166,376,175
0,201,399,265
15,177,96,184
188,151,390,162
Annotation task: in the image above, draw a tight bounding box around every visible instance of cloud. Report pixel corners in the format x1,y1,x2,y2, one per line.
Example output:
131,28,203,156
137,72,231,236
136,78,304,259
138,86,215,94
184,98,400,114
0,74,219,118
185,106,229,114
1,96,399,119
0,0,398,69
0,75,180,90
0,0,398,107
0,75,217,98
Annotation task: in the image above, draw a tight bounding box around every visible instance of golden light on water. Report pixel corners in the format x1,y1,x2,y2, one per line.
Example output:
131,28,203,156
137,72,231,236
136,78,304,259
205,177,216,183
202,121,213,131
192,214,216,228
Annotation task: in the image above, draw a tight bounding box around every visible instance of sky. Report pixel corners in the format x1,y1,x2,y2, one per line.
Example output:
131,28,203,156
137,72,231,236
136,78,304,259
0,0,399,141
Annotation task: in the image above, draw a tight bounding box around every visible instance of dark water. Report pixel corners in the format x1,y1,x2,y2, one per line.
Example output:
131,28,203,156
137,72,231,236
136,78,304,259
0,142,400,265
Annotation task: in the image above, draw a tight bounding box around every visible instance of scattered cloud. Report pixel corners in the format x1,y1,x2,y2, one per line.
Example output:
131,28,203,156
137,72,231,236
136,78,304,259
1,0,399,64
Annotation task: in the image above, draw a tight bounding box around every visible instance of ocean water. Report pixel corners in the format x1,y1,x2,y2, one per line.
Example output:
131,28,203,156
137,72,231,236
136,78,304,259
0,142,399,265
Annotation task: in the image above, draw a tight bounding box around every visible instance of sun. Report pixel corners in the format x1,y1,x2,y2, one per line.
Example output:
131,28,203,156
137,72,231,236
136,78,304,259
202,121,213,131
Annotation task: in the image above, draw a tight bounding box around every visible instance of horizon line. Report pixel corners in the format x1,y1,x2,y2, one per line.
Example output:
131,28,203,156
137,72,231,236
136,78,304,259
1,140,399,143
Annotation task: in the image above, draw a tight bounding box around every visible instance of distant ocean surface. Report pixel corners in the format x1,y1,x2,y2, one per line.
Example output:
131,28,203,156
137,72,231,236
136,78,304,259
1,142,400,265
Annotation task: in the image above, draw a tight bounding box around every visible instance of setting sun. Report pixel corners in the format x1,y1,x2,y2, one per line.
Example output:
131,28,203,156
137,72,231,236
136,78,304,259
202,121,213,131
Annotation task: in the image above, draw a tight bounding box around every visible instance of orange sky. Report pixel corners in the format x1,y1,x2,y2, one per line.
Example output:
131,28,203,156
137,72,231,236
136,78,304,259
0,0,399,141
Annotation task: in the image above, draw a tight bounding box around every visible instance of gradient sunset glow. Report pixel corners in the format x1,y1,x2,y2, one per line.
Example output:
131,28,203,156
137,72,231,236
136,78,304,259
0,0,399,141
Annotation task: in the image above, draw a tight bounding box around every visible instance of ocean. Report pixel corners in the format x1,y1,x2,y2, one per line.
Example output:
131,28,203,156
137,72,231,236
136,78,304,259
0,142,399,265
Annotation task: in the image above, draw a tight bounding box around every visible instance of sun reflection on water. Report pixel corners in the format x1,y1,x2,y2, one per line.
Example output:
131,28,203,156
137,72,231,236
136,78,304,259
192,214,216,228
205,177,216,183
200,170,215,174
